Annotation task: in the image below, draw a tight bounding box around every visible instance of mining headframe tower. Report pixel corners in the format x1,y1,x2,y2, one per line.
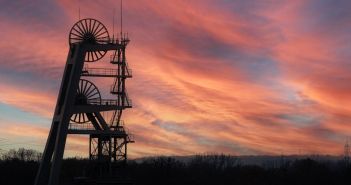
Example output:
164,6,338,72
35,18,134,185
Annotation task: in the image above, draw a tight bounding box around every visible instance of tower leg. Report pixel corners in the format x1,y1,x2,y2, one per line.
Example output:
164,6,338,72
109,138,112,174
34,122,59,185
48,118,70,185
124,137,127,163
114,137,117,162
89,135,92,160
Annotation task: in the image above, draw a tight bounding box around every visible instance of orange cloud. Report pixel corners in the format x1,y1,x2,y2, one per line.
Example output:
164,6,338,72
0,0,350,158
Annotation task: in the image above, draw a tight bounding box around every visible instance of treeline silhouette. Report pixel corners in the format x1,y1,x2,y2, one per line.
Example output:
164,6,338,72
1,148,351,185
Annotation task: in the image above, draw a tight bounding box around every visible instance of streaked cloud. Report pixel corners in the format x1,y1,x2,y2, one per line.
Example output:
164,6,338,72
0,0,350,158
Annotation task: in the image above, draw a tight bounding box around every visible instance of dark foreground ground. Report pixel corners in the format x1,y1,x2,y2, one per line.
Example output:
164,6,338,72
0,149,351,185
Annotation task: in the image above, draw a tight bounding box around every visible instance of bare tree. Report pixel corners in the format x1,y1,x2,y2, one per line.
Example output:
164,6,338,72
1,148,42,161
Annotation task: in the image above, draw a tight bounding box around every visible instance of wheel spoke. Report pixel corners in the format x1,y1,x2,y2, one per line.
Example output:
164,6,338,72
89,52,94,61
89,52,93,62
71,38,83,42
88,19,92,33
84,19,89,34
91,52,96,61
86,89,98,98
99,51,106,58
91,52,95,62
94,26,105,37
87,91,99,99
79,21,88,34
97,51,104,57
91,20,97,34
96,36,109,40
70,32,84,39
92,23,101,35
95,31,108,38
78,113,81,123
89,97,100,101
82,113,86,122
78,21,85,34
72,27,84,36
85,87,96,97
71,37,83,40
84,83,93,95
82,79,88,94
86,52,91,61
72,114,77,122
96,52,102,58
76,22,85,35
86,52,89,61
93,51,99,61
85,84,95,96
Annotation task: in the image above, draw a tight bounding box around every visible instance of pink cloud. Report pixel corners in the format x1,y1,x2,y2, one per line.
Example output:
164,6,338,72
0,0,350,157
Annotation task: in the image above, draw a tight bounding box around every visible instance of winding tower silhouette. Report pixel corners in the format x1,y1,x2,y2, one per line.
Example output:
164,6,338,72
35,18,134,185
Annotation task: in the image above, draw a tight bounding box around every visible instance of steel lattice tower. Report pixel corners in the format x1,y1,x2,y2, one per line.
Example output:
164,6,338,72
35,18,134,185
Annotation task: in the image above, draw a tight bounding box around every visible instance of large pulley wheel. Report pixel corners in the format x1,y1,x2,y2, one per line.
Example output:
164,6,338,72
71,79,101,123
69,18,110,62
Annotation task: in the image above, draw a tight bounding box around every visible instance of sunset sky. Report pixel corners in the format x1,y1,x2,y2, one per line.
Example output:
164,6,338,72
0,0,351,158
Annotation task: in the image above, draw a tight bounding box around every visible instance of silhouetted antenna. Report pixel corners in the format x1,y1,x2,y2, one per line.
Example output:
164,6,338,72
78,0,81,20
120,0,123,38
113,8,116,40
